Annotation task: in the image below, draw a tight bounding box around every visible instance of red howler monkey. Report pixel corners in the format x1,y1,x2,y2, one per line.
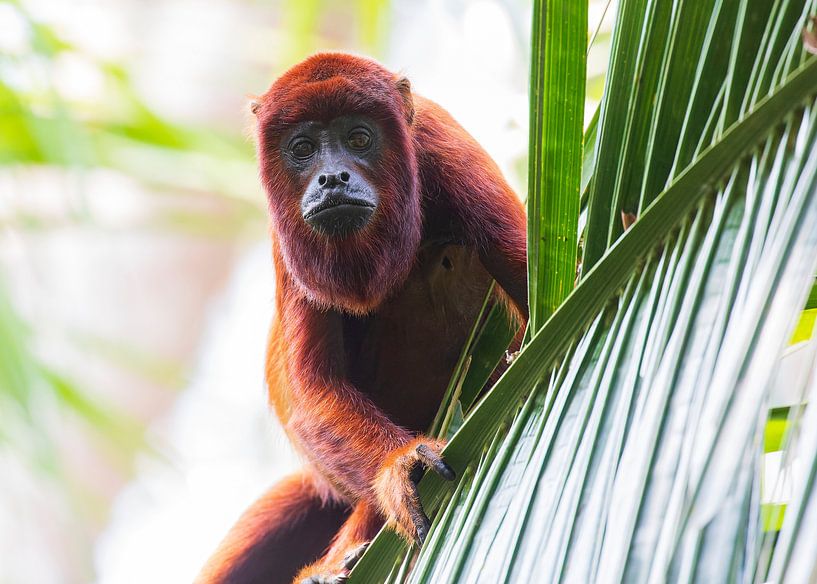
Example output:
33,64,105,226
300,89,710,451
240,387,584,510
197,53,527,584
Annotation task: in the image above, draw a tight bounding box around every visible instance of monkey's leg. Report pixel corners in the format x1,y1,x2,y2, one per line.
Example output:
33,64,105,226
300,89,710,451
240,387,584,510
196,470,350,584
295,501,384,584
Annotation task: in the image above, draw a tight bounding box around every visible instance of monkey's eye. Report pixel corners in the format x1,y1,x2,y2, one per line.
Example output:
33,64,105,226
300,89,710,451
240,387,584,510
347,129,371,151
290,139,316,160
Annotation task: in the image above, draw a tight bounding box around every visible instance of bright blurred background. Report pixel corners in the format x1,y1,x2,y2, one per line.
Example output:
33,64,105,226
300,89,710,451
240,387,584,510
0,1,612,582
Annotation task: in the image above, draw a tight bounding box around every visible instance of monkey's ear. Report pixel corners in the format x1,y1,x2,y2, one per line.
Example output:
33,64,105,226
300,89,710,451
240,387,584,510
395,76,414,125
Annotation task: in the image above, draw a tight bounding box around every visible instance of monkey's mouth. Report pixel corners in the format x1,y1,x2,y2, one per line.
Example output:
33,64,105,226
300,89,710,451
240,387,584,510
303,195,376,236
303,196,375,221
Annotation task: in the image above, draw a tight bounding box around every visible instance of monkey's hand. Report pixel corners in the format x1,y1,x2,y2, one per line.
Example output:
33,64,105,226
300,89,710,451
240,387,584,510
373,437,456,545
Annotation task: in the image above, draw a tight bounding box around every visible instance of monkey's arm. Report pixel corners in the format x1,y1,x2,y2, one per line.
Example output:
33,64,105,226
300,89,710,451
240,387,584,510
413,97,528,318
271,287,454,543
280,298,409,495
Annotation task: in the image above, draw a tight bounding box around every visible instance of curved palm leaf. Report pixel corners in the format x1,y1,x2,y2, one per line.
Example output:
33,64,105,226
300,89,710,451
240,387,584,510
349,1,817,582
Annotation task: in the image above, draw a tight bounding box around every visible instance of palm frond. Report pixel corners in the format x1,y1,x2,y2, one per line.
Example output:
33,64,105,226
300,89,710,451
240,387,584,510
527,0,587,329
349,1,817,582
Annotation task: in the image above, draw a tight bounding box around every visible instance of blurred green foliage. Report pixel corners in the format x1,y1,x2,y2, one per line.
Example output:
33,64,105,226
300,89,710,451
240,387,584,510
280,0,390,63
0,1,187,476
0,0,263,215
0,3,266,526
0,278,143,475
0,0,388,579
0,0,392,482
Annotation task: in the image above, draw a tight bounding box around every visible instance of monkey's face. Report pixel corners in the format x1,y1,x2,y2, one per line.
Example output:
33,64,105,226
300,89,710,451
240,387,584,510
281,115,380,237
260,108,419,313
253,53,422,313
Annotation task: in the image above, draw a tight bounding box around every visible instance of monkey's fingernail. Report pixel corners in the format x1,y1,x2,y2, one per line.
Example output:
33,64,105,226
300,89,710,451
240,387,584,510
416,444,455,481
435,460,456,481
407,479,431,546
342,542,370,570
415,516,430,546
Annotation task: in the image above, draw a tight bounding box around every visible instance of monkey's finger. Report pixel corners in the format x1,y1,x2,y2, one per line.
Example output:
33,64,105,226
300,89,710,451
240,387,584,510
410,504,431,546
342,542,370,571
300,575,346,584
416,444,456,481
407,480,432,546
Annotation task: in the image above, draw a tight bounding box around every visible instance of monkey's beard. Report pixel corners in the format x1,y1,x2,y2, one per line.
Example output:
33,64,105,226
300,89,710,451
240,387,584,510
275,203,422,315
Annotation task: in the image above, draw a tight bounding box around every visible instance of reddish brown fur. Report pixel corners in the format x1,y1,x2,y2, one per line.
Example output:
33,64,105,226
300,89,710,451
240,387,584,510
196,472,349,583
199,53,527,584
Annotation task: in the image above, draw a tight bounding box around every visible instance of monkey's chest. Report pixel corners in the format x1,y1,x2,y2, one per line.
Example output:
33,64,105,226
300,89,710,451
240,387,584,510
343,242,493,432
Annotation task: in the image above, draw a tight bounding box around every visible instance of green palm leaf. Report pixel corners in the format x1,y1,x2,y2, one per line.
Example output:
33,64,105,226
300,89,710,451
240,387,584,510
349,1,817,582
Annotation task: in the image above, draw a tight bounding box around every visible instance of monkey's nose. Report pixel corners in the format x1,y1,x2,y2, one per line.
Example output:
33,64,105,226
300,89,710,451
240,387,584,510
318,171,351,188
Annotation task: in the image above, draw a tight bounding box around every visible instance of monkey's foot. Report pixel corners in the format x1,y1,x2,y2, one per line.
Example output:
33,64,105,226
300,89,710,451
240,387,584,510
374,437,456,545
296,542,369,584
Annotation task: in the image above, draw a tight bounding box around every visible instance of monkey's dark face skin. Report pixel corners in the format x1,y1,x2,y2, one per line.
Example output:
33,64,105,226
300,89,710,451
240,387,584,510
282,115,381,237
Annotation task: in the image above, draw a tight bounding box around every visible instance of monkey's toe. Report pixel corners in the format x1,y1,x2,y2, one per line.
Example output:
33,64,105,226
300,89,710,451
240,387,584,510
342,542,370,570
300,574,346,584
297,541,369,584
